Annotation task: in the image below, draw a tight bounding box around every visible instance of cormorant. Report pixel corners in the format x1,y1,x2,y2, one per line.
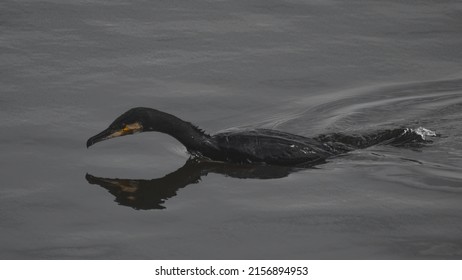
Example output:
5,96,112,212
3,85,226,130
86,107,434,166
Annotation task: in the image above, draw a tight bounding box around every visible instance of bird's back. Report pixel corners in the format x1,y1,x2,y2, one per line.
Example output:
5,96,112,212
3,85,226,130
212,129,337,166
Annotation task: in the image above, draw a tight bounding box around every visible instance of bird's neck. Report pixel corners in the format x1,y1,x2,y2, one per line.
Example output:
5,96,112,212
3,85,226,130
144,110,211,152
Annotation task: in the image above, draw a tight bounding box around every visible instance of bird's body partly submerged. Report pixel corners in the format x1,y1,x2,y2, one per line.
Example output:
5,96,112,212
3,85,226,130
87,107,435,166
210,129,339,165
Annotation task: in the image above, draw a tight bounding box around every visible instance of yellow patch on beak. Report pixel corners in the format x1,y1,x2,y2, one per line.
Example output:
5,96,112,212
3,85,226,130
110,122,143,138
124,122,143,133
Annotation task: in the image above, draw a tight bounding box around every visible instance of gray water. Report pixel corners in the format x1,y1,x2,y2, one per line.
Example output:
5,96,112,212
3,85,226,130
1,0,462,259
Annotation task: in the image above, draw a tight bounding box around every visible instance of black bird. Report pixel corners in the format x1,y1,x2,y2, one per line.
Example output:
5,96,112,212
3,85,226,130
87,107,433,166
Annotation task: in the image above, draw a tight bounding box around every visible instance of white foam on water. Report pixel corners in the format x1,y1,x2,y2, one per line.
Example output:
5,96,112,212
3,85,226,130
410,127,437,140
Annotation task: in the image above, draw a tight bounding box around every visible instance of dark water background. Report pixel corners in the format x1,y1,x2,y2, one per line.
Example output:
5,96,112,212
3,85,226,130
1,0,462,259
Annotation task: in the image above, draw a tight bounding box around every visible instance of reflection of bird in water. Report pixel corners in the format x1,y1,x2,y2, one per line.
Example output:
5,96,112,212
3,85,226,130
87,107,435,166
86,159,301,210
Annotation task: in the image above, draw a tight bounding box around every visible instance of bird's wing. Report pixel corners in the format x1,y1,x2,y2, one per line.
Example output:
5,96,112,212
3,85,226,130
213,129,333,165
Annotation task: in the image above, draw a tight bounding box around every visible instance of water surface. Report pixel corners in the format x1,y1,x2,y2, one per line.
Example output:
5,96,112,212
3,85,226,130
1,0,462,259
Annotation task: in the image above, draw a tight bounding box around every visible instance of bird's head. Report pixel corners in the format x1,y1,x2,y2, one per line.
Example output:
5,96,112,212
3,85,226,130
86,107,152,148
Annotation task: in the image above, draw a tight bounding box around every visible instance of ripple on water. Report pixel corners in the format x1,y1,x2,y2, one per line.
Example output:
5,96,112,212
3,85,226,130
273,78,462,136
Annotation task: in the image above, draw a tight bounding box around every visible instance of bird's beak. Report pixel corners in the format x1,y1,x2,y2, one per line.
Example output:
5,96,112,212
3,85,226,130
86,127,122,148
86,122,143,148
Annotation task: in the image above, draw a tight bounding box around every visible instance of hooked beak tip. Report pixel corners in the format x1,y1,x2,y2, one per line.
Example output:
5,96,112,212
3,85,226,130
86,130,108,148
85,173,95,182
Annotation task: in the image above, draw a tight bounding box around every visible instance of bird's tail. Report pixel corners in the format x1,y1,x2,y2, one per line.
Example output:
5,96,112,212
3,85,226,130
315,127,437,149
